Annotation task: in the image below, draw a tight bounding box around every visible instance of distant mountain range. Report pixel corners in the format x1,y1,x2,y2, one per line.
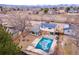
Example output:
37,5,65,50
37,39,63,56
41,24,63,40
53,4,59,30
0,4,79,8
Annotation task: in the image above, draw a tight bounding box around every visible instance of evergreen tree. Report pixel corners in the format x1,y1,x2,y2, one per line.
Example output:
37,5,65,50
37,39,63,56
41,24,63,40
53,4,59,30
0,25,21,55
65,7,70,12
44,8,49,14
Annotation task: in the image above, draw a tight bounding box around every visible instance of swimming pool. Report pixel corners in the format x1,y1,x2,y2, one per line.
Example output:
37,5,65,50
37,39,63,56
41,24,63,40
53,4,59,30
35,37,53,52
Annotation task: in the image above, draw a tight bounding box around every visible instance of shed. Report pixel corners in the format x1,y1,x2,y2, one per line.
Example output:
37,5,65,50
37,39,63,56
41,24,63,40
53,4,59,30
31,25,40,36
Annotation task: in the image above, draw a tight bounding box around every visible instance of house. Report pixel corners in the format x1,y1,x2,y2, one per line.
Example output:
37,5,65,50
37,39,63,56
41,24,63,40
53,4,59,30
63,24,70,29
39,11,44,15
40,23,57,35
32,9,39,14
58,10,65,14
48,9,58,15
68,9,79,13
63,24,74,35
1,20,19,37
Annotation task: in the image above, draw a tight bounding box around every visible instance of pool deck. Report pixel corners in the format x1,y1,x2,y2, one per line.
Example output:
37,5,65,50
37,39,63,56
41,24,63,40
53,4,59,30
18,33,41,51
13,32,65,55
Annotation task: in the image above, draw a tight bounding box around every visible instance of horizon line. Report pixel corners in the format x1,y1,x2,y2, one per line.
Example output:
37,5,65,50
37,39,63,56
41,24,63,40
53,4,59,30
0,3,79,6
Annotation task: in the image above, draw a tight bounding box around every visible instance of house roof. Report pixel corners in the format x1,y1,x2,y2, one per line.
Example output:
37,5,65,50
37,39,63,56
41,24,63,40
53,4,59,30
64,28,70,30
64,24,70,30
41,23,57,29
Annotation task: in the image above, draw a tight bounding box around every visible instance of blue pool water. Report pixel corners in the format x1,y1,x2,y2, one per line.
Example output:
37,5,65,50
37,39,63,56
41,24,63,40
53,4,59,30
35,37,53,52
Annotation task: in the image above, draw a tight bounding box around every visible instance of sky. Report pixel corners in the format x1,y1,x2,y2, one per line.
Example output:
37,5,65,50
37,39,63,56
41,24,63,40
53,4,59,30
0,0,79,5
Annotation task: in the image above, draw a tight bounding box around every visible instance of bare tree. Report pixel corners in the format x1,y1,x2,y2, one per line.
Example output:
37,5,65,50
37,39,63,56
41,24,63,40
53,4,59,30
6,11,32,33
